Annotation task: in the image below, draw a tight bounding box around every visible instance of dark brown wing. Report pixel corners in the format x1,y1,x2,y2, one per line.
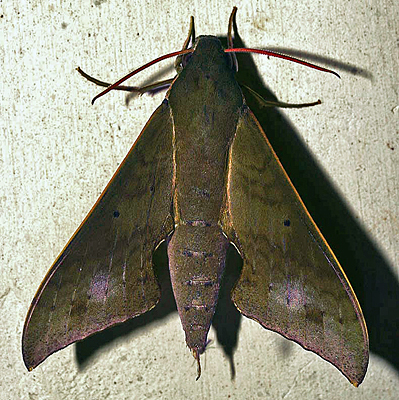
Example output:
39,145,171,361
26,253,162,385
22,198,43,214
221,107,368,386
22,101,174,370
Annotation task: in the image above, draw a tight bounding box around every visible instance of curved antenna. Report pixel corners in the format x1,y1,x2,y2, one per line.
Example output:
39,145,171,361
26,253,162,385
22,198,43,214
225,47,340,78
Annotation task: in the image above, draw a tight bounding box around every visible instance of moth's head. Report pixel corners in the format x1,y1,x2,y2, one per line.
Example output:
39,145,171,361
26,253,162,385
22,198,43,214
175,36,236,74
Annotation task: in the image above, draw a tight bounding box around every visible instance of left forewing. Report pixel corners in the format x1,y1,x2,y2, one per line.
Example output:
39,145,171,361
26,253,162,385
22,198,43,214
23,102,174,370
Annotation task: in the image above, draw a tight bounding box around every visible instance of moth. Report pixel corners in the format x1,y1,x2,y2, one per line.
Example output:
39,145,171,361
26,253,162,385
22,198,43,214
22,8,368,385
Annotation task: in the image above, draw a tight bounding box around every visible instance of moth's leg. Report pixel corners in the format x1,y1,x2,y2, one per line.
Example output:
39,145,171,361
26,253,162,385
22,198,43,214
243,84,321,109
174,15,196,71
181,15,195,51
76,67,174,94
227,7,238,71
227,7,237,48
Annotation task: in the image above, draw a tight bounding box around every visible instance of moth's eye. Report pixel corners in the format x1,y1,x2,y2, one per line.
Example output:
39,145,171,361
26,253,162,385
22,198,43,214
182,53,193,68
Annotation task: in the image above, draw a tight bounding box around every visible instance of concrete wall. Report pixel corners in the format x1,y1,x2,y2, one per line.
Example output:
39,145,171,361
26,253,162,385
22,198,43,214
2,0,398,398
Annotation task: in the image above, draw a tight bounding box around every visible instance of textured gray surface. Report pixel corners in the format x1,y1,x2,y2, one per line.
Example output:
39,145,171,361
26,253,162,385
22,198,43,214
2,0,398,398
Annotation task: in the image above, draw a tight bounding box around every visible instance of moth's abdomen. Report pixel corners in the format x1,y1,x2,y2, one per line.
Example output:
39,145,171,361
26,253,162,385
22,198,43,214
167,224,229,354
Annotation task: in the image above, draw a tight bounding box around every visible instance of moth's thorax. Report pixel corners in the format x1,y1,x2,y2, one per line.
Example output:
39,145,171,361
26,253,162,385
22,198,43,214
168,36,244,225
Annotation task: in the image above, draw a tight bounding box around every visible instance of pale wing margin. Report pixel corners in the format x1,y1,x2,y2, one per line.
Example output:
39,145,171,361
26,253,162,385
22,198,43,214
23,100,174,370
221,106,368,385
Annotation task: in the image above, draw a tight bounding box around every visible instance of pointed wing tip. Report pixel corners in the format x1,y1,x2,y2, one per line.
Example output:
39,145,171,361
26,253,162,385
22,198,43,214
349,374,364,387
22,350,42,372
22,353,36,372
348,368,367,387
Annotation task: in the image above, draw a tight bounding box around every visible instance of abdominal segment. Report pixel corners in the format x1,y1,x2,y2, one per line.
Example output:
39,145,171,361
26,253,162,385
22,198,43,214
167,223,229,354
